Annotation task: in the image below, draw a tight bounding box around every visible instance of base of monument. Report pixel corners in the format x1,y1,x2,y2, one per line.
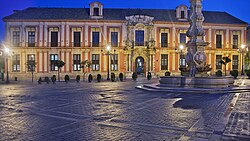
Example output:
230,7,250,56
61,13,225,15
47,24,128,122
158,76,234,88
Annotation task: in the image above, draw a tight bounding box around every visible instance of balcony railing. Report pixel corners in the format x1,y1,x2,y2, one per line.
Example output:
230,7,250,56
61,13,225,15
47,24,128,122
91,42,101,47
49,42,60,47
69,42,84,47
25,42,38,47
160,43,169,48
232,44,238,49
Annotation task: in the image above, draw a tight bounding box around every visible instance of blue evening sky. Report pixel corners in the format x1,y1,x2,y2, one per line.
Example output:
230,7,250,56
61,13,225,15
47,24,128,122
0,0,249,42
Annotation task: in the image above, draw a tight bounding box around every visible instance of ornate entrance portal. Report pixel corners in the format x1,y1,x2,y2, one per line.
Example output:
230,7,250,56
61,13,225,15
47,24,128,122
135,56,144,75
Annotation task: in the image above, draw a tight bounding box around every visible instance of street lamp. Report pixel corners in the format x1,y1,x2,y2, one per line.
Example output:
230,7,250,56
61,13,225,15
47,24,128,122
4,46,10,84
106,45,111,80
239,44,247,75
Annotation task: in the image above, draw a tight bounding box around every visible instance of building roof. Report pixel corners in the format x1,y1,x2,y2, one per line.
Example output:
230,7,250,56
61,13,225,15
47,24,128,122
3,7,248,25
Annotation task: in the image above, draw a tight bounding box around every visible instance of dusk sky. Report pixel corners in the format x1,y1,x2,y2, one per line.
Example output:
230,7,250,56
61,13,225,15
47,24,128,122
0,0,250,42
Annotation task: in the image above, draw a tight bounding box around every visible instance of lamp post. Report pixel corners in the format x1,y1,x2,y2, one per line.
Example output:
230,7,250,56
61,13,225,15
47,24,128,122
4,47,10,84
107,45,111,80
239,44,248,75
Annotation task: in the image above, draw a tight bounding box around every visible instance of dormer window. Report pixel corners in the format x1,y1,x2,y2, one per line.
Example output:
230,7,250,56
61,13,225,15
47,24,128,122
181,11,185,19
89,1,103,18
93,8,99,16
176,5,188,21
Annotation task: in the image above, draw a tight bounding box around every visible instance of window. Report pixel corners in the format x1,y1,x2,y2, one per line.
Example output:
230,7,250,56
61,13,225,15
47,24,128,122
12,55,20,72
27,54,35,72
93,8,99,16
180,33,186,44
232,55,239,70
51,32,58,47
73,54,81,71
135,30,144,46
179,54,186,68
73,32,81,47
92,32,99,47
216,55,222,70
111,32,118,47
161,33,168,47
92,54,100,71
28,32,35,47
50,54,58,71
111,54,118,71
233,35,238,49
13,31,20,47
161,54,168,70
181,11,185,19
216,34,222,48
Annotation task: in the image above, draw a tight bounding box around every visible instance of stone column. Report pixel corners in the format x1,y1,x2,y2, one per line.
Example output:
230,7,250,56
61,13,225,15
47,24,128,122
44,24,48,47
66,24,70,47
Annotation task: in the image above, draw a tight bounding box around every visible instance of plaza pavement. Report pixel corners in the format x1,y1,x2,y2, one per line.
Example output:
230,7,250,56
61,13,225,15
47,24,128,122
0,77,249,141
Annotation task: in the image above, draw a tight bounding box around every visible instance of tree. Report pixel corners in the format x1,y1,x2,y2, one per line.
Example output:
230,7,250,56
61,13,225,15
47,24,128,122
80,60,92,81
219,56,231,76
27,60,36,83
55,60,65,81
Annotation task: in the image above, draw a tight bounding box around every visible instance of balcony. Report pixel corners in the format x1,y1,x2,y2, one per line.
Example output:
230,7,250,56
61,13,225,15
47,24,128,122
160,43,169,48
69,42,84,47
91,42,101,47
25,42,38,47
49,42,60,47
232,44,238,49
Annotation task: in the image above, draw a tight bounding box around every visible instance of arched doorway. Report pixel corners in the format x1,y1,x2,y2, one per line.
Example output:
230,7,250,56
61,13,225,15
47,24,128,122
135,56,144,75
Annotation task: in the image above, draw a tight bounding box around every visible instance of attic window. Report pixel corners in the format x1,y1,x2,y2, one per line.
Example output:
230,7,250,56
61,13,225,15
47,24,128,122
181,11,185,19
94,8,99,16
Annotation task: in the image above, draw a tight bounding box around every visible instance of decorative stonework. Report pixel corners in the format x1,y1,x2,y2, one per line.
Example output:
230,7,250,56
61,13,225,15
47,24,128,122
126,15,154,26
186,0,209,77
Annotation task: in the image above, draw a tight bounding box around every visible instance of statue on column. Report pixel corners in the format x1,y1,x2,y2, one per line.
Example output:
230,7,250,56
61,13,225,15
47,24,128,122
186,0,209,77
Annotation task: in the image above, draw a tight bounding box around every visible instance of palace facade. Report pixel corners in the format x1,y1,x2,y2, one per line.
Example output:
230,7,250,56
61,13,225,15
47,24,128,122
2,2,249,80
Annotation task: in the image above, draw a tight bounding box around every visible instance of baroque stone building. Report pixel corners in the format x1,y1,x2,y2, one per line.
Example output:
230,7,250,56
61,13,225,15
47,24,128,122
2,2,249,80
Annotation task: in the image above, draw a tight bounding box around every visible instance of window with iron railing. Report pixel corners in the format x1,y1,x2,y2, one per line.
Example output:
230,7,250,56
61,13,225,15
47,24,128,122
111,32,118,47
50,54,58,71
28,32,35,47
92,54,100,71
13,31,20,47
51,32,58,47
216,55,222,69
74,32,81,47
135,30,144,46
27,54,35,72
161,54,168,70
232,35,238,49
12,54,20,72
73,54,81,71
92,32,100,47
232,55,239,70
161,33,168,47
216,34,222,48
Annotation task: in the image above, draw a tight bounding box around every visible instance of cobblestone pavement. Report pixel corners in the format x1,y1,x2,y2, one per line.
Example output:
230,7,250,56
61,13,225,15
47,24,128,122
0,78,249,141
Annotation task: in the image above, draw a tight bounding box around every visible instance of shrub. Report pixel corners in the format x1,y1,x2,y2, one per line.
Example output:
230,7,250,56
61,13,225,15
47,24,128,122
230,70,238,79
88,74,93,83
65,75,70,83
215,70,222,77
45,77,50,84
132,72,137,81
165,71,171,76
97,74,102,82
119,73,124,81
245,70,250,79
76,75,80,83
147,72,152,80
51,75,56,84
111,73,115,82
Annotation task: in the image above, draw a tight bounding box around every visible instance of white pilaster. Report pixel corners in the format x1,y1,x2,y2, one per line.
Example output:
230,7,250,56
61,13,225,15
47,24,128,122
39,52,43,72
66,24,70,47
172,53,175,71
172,27,176,46
21,24,25,47
226,28,229,48
44,24,48,47
39,23,43,47
61,23,65,47
85,25,88,46
44,52,48,72
208,28,212,47
241,29,244,44
66,52,70,72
